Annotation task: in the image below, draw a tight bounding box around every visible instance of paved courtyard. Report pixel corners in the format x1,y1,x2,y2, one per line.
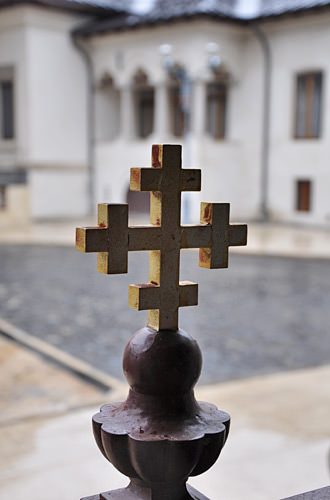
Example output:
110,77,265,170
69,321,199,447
0,244,329,384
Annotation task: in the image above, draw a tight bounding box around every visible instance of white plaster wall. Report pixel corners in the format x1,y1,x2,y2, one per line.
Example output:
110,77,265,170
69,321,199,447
29,168,88,218
23,7,89,218
89,19,263,223
264,13,330,225
233,32,264,220
0,184,30,225
95,86,120,142
24,7,88,165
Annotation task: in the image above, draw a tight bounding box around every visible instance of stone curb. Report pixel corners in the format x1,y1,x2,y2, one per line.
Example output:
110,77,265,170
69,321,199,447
0,317,126,394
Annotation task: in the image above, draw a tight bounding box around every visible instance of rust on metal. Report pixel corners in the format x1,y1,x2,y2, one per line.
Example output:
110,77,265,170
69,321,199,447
199,247,212,267
75,227,86,252
201,202,212,224
130,168,141,191
152,144,162,168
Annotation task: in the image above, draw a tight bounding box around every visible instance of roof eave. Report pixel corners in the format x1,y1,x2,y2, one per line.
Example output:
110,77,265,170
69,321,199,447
0,0,127,16
252,4,330,23
74,11,247,38
74,3,330,38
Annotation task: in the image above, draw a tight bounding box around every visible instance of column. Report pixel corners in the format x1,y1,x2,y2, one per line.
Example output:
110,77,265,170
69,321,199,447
154,81,170,138
191,78,207,137
188,79,207,223
120,85,135,140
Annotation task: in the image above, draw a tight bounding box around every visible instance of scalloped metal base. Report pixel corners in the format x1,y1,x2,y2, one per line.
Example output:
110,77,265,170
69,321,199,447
81,482,210,500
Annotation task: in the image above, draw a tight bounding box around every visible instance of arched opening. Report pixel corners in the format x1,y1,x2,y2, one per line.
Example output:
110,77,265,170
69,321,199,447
206,69,231,139
95,72,120,141
167,66,186,138
132,68,155,138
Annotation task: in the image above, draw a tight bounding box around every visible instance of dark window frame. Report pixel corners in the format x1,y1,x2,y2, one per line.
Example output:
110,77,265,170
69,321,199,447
0,67,15,141
206,82,227,140
0,185,6,209
135,86,155,139
169,85,185,138
1,80,14,139
294,71,322,139
296,179,312,212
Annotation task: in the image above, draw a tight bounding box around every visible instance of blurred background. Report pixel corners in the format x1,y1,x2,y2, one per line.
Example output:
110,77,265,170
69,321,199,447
0,1,330,499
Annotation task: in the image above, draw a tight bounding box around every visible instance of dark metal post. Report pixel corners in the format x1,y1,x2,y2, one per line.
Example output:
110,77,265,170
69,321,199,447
76,144,247,500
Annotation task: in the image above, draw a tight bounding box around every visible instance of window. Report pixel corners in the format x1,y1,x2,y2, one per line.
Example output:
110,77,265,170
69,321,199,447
95,72,120,142
170,86,184,137
295,72,322,139
206,83,227,139
133,69,154,138
0,185,6,209
296,180,312,212
136,88,154,138
1,81,14,139
0,67,15,140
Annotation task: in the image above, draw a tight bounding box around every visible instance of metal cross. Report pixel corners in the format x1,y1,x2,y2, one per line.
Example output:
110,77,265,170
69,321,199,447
76,144,247,331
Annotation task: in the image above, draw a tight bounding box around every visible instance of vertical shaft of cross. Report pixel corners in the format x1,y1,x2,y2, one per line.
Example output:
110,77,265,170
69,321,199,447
149,145,182,330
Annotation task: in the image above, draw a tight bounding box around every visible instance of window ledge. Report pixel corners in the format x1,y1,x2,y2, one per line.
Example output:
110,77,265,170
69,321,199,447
293,136,321,140
0,140,17,152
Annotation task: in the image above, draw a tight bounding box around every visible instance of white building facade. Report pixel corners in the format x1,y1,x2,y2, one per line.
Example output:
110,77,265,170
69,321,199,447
0,0,330,225
88,18,262,223
0,4,93,223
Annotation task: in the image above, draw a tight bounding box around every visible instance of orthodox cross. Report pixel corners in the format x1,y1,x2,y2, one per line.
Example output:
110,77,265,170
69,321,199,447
76,144,247,331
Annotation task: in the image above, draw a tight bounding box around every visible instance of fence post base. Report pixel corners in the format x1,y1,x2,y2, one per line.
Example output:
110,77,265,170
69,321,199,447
82,482,211,500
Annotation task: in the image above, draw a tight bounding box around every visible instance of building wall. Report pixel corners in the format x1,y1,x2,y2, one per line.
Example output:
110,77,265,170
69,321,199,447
25,7,89,218
264,12,330,225
0,5,90,221
0,184,30,226
90,12,330,227
1,6,329,225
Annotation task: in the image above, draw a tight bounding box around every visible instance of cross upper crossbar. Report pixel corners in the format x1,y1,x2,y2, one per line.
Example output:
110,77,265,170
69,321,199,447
76,144,247,331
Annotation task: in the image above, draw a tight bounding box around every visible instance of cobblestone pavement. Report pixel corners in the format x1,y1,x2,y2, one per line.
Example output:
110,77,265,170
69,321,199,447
0,244,329,384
